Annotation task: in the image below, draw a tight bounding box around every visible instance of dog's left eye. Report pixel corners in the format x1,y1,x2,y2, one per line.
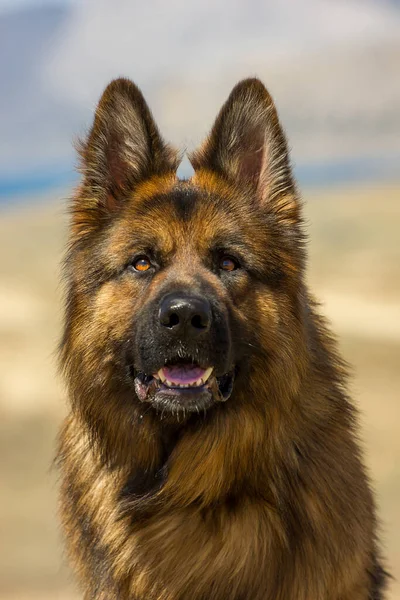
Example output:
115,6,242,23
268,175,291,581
220,256,240,272
132,256,152,272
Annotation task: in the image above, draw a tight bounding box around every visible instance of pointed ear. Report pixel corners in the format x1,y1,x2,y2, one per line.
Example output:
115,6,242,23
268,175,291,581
77,78,179,216
190,78,296,208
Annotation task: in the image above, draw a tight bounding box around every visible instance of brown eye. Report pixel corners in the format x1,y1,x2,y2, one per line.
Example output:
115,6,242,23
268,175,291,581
132,256,152,272
220,256,239,272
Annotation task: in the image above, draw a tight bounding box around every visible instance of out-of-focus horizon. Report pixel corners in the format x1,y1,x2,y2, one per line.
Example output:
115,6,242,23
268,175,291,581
1,0,400,200
0,1,399,599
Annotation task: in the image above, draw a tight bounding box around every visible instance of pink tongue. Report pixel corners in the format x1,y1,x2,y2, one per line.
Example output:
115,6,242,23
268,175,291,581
162,365,206,385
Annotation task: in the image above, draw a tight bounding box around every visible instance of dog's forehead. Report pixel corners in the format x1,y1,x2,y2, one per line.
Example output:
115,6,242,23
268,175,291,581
122,176,251,238
139,184,203,222
108,174,267,261
132,178,236,219
166,185,202,222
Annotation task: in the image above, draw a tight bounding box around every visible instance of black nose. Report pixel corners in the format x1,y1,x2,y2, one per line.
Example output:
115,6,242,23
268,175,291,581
159,293,211,337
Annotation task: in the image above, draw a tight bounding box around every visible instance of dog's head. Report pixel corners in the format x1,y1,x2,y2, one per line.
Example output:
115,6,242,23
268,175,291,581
61,78,306,449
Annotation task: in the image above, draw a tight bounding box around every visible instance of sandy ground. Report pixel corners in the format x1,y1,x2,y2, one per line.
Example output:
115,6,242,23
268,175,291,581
0,183,399,599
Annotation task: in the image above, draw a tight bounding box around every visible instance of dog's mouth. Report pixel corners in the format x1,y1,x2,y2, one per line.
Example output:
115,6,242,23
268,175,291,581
132,361,235,414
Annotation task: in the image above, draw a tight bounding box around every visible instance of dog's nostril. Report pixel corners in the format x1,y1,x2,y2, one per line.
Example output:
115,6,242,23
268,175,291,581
168,313,180,328
191,314,207,329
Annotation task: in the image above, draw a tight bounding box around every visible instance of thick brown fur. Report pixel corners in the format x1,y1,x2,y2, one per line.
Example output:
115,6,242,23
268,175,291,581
57,77,388,599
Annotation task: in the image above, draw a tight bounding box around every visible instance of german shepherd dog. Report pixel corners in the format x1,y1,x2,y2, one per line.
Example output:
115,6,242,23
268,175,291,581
58,78,387,599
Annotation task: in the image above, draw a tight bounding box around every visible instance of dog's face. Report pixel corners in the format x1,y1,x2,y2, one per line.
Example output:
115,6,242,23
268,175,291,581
123,181,245,414
62,78,305,430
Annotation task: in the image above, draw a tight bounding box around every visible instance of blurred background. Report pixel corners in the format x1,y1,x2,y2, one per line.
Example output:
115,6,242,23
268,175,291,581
0,0,399,598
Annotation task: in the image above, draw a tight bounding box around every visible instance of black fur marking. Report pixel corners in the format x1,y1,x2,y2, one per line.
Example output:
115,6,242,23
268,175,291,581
65,478,117,596
368,553,390,599
120,465,168,500
171,188,197,221
120,430,178,502
135,187,197,223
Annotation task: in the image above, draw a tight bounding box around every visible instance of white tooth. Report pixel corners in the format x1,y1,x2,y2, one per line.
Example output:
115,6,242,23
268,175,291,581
166,379,174,387
157,369,166,383
202,367,213,382
181,384,189,388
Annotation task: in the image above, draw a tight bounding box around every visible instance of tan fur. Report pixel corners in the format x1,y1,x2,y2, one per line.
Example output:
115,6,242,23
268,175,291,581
57,78,387,599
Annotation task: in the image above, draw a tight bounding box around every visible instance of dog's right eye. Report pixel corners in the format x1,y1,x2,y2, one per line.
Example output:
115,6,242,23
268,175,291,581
131,256,152,272
220,255,240,272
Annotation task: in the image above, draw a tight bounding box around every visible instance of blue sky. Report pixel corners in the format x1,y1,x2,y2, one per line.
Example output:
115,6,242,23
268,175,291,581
0,0,73,14
0,0,399,200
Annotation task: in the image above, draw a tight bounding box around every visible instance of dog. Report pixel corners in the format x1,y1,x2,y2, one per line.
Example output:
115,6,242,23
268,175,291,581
57,77,387,599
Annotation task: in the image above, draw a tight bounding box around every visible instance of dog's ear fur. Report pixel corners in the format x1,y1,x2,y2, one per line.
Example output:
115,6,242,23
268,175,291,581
76,78,179,216
190,78,296,206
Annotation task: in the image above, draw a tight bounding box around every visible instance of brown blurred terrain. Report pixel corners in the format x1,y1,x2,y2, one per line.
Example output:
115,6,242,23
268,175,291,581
0,184,399,599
